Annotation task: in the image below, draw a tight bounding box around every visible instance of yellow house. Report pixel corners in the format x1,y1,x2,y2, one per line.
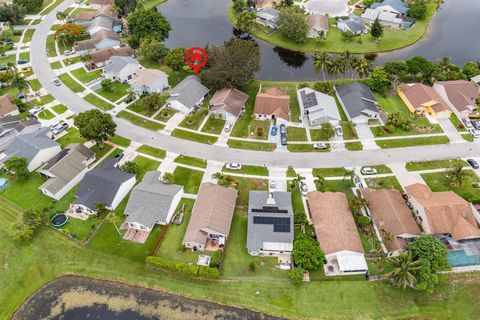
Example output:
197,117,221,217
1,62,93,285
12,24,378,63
398,83,452,118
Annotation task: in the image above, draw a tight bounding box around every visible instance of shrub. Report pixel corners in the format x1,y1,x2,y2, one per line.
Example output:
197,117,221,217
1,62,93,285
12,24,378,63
249,262,256,272
145,256,220,279
288,267,304,284
210,250,223,268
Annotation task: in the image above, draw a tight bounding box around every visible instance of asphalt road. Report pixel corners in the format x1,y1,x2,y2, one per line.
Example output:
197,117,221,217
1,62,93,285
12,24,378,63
30,1,480,168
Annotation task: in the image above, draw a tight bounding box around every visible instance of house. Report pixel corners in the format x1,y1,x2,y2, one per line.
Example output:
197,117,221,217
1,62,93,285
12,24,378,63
0,128,61,172
307,14,329,38
131,69,169,95
256,8,280,29
121,171,183,244
247,191,294,265
73,29,121,55
166,75,209,114
89,0,114,9
74,4,116,25
0,117,40,150
297,87,340,127
87,15,116,36
71,158,136,216
433,80,480,119
471,74,480,87
370,0,408,16
334,83,380,123
183,183,237,251
0,95,19,118
307,191,368,275
254,0,279,9
405,183,480,241
398,83,451,118
362,188,421,255
103,56,140,83
87,46,134,68
254,87,290,122
361,8,404,29
209,87,249,122
38,144,96,200
337,16,368,35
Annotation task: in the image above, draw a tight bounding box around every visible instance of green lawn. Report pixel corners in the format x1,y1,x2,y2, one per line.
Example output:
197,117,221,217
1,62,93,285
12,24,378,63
365,176,404,193
223,165,269,176
23,29,35,43
201,115,226,134
310,128,334,141
287,143,331,152
96,81,130,103
229,176,268,207
56,128,86,148
136,144,166,159
231,119,270,140
90,144,114,159
154,107,176,121
50,61,62,69
117,111,165,131
421,171,480,204
345,142,363,151
450,113,465,132
19,51,30,61
37,109,55,120
126,97,167,117
174,155,207,168
28,79,42,91
313,167,352,178
227,139,276,151
109,135,131,148
286,127,308,141
291,186,305,217
84,93,116,110
179,108,208,130
172,167,204,194
286,167,296,177
322,179,355,193
361,165,392,174
405,160,469,171
71,67,102,83
46,34,56,57
29,94,55,107
376,136,449,149
172,129,218,144
133,156,160,180
58,73,84,93
462,134,474,142
51,104,68,114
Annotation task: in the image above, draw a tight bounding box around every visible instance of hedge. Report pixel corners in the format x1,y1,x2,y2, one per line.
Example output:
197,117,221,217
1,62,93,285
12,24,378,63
145,256,220,279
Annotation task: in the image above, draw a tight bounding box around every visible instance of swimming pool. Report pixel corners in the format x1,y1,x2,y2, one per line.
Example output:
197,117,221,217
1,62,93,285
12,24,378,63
448,249,480,267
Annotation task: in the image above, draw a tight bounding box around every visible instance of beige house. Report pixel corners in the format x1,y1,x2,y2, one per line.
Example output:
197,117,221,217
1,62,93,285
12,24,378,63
254,87,290,121
209,88,248,122
398,83,451,118
433,80,480,120
0,95,19,118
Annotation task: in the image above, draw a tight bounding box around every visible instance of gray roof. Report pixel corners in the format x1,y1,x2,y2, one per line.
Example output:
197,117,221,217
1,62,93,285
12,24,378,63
257,8,279,21
167,75,209,110
0,128,59,164
0,117,40,150
75,158,135,209
123,171,183,228
335,83,379,119
87,15,113,33
297,88,341,125
103,55,138,74
247,191,294,253
371,0,408,14
340,16,367,33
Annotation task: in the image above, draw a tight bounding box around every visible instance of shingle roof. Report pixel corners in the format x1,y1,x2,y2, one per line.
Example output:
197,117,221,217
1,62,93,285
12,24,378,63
371,0,408,14
210,88,249,117
90,0,114,5
335,83,379,119
89,46,133,64
124,171,183,228
339,16,367,34
307,13,328,31
91,29,119,42
167,75,209,110
130,69,167,89
0,95,17,117
435,80,479,113
307,191,364,255
254,87,290,120
87,15,113,33
103,55,139,73
399,83,451,114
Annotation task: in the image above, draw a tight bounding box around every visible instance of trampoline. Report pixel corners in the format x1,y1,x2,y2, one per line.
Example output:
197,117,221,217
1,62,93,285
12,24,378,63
0,178,8,189
50,212,68,227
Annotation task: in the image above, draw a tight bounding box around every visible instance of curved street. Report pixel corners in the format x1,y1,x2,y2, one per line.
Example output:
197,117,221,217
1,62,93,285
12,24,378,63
30,1,480,168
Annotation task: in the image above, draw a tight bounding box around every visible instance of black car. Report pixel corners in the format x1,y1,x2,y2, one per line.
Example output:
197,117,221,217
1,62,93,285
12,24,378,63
3,40,13,46
279,124,286,134
472,121,480,130
0,65,6,71
467,159,479,169
17,59,29,65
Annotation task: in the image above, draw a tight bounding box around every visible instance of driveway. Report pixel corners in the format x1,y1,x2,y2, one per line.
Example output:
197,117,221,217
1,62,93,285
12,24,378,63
355,123,379,149
437,117,464,143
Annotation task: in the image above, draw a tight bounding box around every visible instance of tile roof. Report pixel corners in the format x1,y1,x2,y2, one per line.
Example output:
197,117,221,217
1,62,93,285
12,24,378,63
435,80,479,112
0,95,17,117
167,75,209,110
210,88,249,117
398,83,451,113
254,87,290,120
307,13,328,31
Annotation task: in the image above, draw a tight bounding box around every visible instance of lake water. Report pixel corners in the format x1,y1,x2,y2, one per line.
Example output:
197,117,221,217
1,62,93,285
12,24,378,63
157,0,480,81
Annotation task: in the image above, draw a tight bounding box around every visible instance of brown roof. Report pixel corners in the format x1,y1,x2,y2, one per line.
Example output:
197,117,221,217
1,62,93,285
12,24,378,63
89,46,134,64
75,4,115,20
91,29,119,42
362,188,421,252
0,95,17,117
210,88,249,117
131,69,167,88
307,14,329,31
90,0,114,5
183,183,238,246
75,11,97,20
399,83,451,113
254,87,290,120
436,80,479,112
74,39,96,51
96,4,115,17
307,191,364,255
405,183,480,241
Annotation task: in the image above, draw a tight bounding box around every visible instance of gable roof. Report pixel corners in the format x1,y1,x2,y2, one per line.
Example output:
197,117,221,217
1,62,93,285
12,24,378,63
74,29,119,51
103,55,139,73
399,83,451,113
307,191,364,255
371,0,408,14
435,80,479,112
257,8,279,21
87,15,114,33
307,13,329,31
254,87,290,120
362,188,421,252
89,46,134,64
338,16,367,33
130,68,168,89
90,0,114,5
210,88,249,117
75,158,135,209
183,183,237,246
75,4,115,20
335,83,379,118
124,171,183,228
297,87,340,123
167,75,209,110
405,183,480,241
0,95,17,117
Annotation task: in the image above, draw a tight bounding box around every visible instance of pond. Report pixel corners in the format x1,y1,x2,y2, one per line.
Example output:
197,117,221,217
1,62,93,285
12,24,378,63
157,0,480,81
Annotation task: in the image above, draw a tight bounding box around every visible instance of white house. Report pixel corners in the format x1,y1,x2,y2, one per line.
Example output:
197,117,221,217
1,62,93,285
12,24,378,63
103,56,140,83
131,69,169,95
297,87,340,127
166,75,209,114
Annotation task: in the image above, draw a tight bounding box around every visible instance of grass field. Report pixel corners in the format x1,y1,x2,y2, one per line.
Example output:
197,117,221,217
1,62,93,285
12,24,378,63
51,104,68,114
287,143,331,152
96,82,130,103
365,176,404,192
109,135,131,148
172,129,218,144
37,109,55,120
172,167,204,194
313,167,351,178
56,128,86,148
117,111,165,131
136,144,166,159
201,115,226,134
345,141,363,151
376,136,449,149
227,139,276,151
174,155,207,168
84,93,115,110
58,73,84,93
286,127,308,141
71,67,102,84
223,164,269,176
406,160,469,171
421,171,480,204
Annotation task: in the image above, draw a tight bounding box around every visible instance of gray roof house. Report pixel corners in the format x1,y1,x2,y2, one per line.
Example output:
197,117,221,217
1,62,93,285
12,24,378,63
371,0,408,16
0,128,61,172
297,87,341,126
73,29,121,55
72,158,136,215
247,191,294,258
38,144,96,200
87,15,114,36
103,56,140,83
334,83,380,124
0,116,40,150
121,171,184,243
337,16,368,35
166,75,209,114
256,8,280,29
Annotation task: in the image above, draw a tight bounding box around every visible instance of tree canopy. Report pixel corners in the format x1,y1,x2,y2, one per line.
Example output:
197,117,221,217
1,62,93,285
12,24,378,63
114,0,138,15
127,9,171,47
139,36,169,63
13,0,42,13
277,7,308,43
370,18,384,40
292,235,325,270
236,10,256,34
165,47,186,71
74,110,116,149
4,156,29,179
55,24,85,43
367,67,390,92
0,4,26,25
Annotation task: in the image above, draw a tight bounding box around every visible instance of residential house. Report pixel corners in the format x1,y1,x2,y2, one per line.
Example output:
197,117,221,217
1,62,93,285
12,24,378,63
370,0,408,16
87,46,135,68
131,69,169,95
89,0,114,9
362,188,421,255
471,74,480,87
103,56,140,83
398,83,451,118
254,87,290,122
256,8,280,29
307,13,329,38
255,0,279,9
307,191,368,275
73,29,121,55
0,95,19,118
74,4,116,25
297,87,340,127
334,83,380,124
183,183,237,252
209,87,249,122
166,75,209,114
337,16,368,35
121,171,183,244
0,117,40,150
405,183,480,241
361,8,403,29
71,158,136,216
433,80,480,119
0,128,61,172
38,144,96,200
247,191,294,265
87,15,116,36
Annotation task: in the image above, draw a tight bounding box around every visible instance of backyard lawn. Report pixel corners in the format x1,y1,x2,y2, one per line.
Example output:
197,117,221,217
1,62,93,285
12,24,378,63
201,115,226,134
421,171,480,204
136,144,166,159
227,139,276,151
58,73,84,93
223,164,268,176
174,155,207,168
71,67,102,83
173,167,204,194
172,129,218,144
406,160,469,171
117,111,165,131
96,82,130,102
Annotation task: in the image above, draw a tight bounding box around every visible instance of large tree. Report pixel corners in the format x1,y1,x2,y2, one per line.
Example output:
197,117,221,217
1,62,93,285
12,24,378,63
55,23,85,44
13,0,42,13
201,37,260,90
407,1,427,20
0,4,26,25
127,9,171,47
139,36,169,63
4,156,29,178
463,62,480,79
292,235,325,270
74,109,116,149
406,56,435,81
141,92,165,114
114,0,138,15
11,209,43,241
236,9,256,34
165,47,186,71
367,67,390,92
370,17,384,40
277,7,308,43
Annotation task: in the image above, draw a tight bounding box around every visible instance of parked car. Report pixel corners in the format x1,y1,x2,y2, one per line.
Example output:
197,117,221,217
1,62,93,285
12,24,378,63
0,65,6,71
53,78,61,86
29,106,44,115
49,120,63,130
300,182,308,196
17,67,31,74
3,40,13,46
124,97,133,104
313,143,327,150
335,126,343,136
224,123,232,132
463,119,473,129
279,124,286,134
270,125,277,136
467,159,479,169
472,121,480,130
51,123,69,135
269,180,276,192
280,133,287,146
17,59,29,65
361,167,377,175
226,163,242,170
468,128,480,138
64,50,74,56
16,93,25,99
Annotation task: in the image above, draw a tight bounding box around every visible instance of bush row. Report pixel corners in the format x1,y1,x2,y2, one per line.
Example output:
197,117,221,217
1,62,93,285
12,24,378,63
145,256,220,279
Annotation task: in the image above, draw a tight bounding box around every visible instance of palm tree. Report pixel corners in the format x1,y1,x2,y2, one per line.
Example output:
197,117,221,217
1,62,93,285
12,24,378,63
211,172,224,181
435,56,452,73
315,175,325,191
291,173,305,189
353,58,370,79
328,59,344,82
313,51,331,81
446,164,468,188
162,172,174,184
338,50,354,77
385,252,421,289
11,74,28,98
350,193,368,215
106,211,122,237
56,10,69,22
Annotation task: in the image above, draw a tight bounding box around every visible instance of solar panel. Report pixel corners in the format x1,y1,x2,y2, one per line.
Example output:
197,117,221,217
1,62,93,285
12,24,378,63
252,206,289,214
253,216,291,233
301,90,318,109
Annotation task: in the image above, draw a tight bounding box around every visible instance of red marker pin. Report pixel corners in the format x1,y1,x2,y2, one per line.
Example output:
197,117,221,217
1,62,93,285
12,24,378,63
186,47,207,74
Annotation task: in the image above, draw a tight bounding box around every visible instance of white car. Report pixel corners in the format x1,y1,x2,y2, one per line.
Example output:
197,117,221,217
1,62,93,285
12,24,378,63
300,183,308,196
49,120,63,129
269,181,276,192
29,106,44,115
64,50,74,56
224,123,232,132
51,123,69,135
463,119,473,129
335,126,343,136
313,143,327,150
226,163,242,170
361,167,377,175
468,128,480,138
53,78,61,86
